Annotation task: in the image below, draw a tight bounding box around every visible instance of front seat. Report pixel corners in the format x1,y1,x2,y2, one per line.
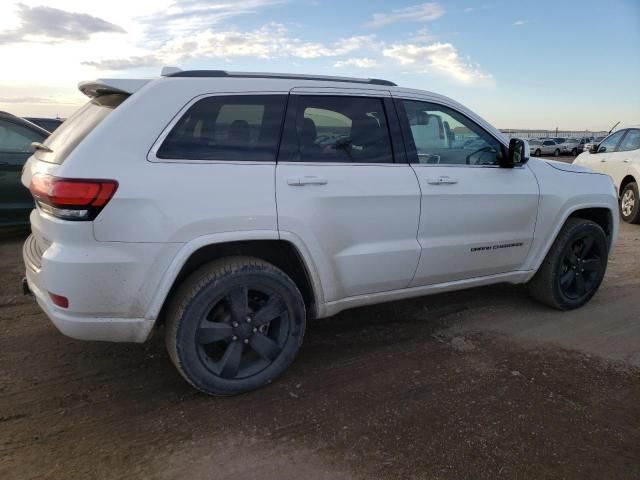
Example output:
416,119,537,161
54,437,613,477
350,115,390,163
227,120,250,145
299,117,322,160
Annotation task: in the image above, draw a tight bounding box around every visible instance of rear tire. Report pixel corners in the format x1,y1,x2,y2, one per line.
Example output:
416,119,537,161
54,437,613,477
620,182,640,224
535,149,541,157
554,149,560,157
528,218,608,310
571,148,578,156
165,256,306,396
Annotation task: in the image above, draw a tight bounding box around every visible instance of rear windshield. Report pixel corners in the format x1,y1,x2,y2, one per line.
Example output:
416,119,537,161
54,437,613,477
35,93,128,164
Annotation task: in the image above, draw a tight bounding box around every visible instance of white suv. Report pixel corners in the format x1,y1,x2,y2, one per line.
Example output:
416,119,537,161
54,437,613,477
22,69,619,395
573,128,640,223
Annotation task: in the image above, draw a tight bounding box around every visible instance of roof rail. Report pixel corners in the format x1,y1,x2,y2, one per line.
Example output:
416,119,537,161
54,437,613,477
165,69,397,87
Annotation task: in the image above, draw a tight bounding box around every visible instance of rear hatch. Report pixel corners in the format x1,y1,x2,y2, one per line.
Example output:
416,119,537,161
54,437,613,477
21,79,148,263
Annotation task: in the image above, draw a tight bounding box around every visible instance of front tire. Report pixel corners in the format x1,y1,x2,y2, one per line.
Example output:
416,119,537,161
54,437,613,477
554,149,560,157
571,148,578,156
620,182,640,224
534,149,541,157
165,257,306,396
528,218,608,310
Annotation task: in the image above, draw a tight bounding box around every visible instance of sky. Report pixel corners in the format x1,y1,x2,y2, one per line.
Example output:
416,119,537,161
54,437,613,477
0,0,638,131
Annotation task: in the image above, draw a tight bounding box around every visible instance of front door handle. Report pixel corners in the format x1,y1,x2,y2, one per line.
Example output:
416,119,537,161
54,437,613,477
623,159,630,163
600,158,607,162
427,175,458,185
0,161,10,166
287,176,328,186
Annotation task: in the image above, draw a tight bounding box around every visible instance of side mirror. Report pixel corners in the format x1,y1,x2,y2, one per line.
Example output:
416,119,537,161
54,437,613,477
503,138,529,168
589,144,599,154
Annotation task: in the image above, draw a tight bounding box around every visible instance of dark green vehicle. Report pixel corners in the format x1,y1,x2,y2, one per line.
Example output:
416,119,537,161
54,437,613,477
0,112,50,227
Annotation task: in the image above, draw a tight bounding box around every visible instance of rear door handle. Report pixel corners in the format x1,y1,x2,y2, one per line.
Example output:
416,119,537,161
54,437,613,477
427,175,458,185
0,161,10,166
600,159,607,162
623,159,630,163
287,176,328,186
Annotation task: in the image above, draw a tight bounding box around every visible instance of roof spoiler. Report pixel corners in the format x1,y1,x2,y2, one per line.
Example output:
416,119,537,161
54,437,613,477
78,78,151,98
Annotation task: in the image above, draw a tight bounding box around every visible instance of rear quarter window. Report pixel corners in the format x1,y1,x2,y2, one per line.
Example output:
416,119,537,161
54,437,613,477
156,95,287,161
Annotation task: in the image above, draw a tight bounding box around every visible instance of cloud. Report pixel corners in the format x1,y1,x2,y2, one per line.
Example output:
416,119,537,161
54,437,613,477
0,3,125,45
82,55,162,70
0,95,80,105
139,0,285,37
383,42,492,83
512,20,528,26
334,58,379,68
86,23,378,70
367,3,445,28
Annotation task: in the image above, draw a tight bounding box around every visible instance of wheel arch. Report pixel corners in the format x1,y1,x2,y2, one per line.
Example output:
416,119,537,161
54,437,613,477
567,207,614,246
148,234,322,327
619,174,636,197
526,202,617,276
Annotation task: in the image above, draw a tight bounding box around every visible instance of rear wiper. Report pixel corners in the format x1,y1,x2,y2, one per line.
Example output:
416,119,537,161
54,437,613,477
31,142,53,153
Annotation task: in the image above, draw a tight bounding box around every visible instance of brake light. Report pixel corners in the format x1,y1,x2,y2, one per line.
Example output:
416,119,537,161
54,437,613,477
29,174,118,221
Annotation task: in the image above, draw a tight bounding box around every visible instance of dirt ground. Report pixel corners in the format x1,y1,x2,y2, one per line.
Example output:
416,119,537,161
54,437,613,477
1,191,639,479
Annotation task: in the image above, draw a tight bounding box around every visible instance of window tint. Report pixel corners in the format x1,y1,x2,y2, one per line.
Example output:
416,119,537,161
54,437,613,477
158,95,287,161
400,100,503,166
543,141,555,146
282,96,394,163
0,120,44,153
36,93,128,164
597,130,625,153
619,129,640,152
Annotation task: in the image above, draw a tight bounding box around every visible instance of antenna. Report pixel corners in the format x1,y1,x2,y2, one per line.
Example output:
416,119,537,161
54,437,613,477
608,121,620,134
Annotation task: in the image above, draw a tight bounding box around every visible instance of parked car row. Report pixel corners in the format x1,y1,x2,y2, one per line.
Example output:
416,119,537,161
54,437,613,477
527,137,594,157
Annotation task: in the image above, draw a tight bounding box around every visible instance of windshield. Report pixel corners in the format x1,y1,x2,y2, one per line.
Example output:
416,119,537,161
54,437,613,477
35,93,128,164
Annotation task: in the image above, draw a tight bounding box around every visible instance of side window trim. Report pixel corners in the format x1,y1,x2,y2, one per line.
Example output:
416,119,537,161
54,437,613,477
393,97,508,168
277,93,398,165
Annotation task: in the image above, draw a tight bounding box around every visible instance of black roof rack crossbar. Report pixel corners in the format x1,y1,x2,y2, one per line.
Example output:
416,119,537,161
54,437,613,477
167,70,396,86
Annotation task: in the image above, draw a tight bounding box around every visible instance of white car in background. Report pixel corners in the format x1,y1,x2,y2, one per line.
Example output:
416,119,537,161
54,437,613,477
529,139,561,157
574,128,640,223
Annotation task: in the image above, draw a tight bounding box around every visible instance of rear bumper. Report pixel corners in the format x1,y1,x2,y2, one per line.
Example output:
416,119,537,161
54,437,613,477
22,211,181,343
24,262,155,343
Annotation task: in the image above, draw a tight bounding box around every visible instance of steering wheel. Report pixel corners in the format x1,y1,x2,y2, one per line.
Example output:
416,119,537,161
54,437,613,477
465,146,495,165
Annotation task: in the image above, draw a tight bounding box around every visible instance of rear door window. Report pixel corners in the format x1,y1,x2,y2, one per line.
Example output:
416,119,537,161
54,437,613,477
35,93,128,164
157,95,287,161
278,95,394,163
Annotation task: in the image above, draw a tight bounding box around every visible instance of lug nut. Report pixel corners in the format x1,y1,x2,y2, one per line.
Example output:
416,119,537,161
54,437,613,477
243,339,249,344
232,322,239,327
252,327,257,333
246,316,252,323
232,335,238,341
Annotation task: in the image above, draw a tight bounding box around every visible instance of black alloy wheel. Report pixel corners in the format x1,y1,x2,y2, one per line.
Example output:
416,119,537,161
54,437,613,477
528,218,608,310
166,257,306,395
557,234,604,302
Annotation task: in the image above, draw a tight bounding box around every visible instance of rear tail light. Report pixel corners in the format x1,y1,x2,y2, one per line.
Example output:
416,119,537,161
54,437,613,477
29,174,118,221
